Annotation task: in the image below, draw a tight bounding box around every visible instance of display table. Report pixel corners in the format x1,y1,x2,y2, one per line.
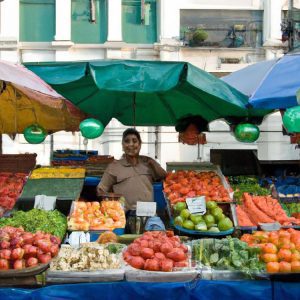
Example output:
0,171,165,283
0,280,299,300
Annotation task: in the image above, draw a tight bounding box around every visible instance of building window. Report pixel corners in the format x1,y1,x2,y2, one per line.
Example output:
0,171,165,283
20,0,55,42
71,0,108,43
180,9,263,48
122,0,157,44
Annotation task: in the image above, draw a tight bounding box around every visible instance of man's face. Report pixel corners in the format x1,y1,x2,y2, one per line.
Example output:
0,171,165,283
122,134,141,157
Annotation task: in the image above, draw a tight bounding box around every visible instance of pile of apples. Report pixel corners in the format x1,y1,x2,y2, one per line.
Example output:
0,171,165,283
0,226,60,270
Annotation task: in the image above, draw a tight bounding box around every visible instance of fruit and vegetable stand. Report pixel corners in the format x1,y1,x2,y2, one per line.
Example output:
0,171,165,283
0,155,299,299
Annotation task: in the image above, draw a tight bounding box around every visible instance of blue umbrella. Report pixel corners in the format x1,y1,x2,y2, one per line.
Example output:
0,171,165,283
222,53,300,109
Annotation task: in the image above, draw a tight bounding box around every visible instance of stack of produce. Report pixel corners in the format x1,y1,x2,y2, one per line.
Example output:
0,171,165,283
0,226,60,270
123,231,189,272
228,176,270,201
192,237,264,274
241,229,300,273
236,193,300,227
0,209,67,240
50,242,123,271
30,167,85,179
173,201,233,232
164,170,231,205
68,201,126,231
0,172,27,212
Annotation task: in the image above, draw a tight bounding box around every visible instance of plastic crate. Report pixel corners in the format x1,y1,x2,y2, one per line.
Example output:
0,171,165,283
153,182,166,213
0,154,36,173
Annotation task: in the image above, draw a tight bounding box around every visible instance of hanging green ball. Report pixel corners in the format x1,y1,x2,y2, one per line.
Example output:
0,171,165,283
283,106,300,133
234,123,260,143
23,124,47,144
79,118,104,139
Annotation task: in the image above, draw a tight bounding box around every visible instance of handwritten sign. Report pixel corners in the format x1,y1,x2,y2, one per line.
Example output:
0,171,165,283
136,201,157,217
186,196,206,215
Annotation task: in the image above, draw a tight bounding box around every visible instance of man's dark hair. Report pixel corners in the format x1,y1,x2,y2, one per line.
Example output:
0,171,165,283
122,128,142,143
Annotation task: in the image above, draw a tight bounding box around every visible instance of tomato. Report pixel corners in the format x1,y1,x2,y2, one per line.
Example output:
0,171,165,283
291,261,300,272
263,243,277,254
281,242,296,251
277,249,292,262
278,230,291,240
291,251,300,262
279,261,291,273
266,262,279,273
262,253,278,263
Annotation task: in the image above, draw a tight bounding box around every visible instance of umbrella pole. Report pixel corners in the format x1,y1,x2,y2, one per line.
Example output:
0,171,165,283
49,134,54,164
0,134,2,154
133,92,136,128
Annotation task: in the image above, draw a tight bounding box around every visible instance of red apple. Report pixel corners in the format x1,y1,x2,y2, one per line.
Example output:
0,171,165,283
11,248,24,260
0,249,11,260
0,258,9,270
13,259,25,270
26,257,38,268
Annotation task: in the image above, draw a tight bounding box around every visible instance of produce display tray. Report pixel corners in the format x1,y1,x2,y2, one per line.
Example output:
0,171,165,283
199,269,265,281
0,263,48,278
18,178,84,201
173,223,234,236
125,267,198,282
168,203,237,237
46,269,124,283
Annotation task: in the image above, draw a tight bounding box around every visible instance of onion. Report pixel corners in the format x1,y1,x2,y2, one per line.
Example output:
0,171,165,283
0,258,9,270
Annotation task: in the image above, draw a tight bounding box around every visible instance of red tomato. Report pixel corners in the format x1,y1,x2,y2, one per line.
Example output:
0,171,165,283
262,253,278,263
291,261,300,272
263,243,277,254
277,249,292,262
266,262,279,273
291,251,300,262
279,261,291,273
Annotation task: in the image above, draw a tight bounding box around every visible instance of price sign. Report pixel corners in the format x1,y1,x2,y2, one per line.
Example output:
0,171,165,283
34,195,56,211
136,201,157,217
186,196,206,215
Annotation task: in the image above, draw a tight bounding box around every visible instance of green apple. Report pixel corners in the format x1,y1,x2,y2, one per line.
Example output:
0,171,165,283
206,201,217,211
190,214,204,225
183,220,195,230
174,216,184,226
203,214,215,228
180,209,191,220
194,222,207,231
218,217,233,231
174,202,187,213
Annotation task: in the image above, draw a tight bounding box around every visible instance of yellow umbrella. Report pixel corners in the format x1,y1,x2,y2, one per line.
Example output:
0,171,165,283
0,60,86,134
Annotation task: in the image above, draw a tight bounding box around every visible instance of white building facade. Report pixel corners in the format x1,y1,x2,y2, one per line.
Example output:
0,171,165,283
0,0,298,168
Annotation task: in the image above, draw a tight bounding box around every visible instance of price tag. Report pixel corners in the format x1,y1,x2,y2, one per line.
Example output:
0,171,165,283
34,195,56,211
136,201,157,217
186,196,206,215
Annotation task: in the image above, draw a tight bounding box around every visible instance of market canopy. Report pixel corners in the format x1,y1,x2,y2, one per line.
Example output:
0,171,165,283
0,60,85,134
222,52,300,110
25,60,269,128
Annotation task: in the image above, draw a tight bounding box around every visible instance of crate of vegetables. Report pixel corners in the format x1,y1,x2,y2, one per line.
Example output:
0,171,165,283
235,193,300,230
68,200,126,232
47,242,125,283
123,231,198,282
240,228,300,280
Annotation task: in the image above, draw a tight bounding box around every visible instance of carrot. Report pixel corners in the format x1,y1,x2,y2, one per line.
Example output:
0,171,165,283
243,193,275,224
236,205,255,226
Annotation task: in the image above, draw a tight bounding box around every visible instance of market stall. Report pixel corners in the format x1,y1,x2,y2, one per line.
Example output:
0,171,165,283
0,60,298,298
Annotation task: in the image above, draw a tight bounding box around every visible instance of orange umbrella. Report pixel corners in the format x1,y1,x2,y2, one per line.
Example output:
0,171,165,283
0,60,86,134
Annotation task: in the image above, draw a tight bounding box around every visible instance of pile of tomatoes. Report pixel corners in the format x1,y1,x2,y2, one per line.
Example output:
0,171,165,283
241,228,300,273
164,170,231,205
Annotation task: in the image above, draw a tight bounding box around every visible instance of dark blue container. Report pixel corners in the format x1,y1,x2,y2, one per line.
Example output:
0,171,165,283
153,182,166,214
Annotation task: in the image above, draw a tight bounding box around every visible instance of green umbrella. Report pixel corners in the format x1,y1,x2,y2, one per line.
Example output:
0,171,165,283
25,60,269,128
